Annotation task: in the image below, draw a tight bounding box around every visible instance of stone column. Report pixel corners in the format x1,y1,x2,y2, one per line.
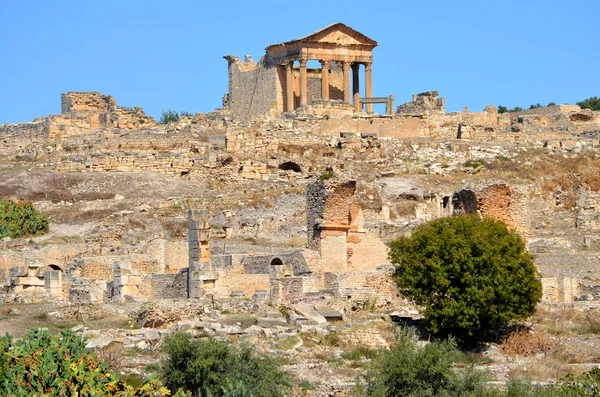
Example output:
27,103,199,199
365,62,373,113
352,63,361,113
320,60,329,100
299,60,308,107
285,62,294,112
342,61,351,103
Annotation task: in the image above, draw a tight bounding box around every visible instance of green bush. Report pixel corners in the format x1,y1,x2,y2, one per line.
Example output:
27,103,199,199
0,198,49,239
159,333,292,397
359,330,495,397
0,328,186,396
498,105,508,114
577,96,600,111
160,109,181,124
389,215,542,347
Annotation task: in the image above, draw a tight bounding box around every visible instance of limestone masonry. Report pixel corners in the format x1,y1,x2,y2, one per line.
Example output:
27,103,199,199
1,23,600,308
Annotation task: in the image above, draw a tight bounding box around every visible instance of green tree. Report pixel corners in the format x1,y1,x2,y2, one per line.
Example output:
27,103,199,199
0,329,186,396
0,198,49,239
160,109,180,124
510,106,523,112
577,96,600,111
360,330,495,397
498,106,508,114
389,215,542,347
159,333,292,397
547,102,556,107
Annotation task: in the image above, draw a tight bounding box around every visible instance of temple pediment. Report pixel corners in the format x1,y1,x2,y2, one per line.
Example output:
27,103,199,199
267,23,378,49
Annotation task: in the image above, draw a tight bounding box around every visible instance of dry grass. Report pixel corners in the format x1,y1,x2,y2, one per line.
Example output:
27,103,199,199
162,218,187,238
535,306,600,335
393,202,417,218
501,330,559,357
508,356,578,382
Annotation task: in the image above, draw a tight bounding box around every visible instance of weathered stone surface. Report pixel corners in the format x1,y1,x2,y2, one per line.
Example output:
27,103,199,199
293,303,327,325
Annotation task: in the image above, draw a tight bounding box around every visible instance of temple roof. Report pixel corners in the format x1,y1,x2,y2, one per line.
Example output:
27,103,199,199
266,22,378,50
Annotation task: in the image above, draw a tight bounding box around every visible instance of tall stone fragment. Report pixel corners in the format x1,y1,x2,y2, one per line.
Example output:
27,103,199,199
187,210,213,298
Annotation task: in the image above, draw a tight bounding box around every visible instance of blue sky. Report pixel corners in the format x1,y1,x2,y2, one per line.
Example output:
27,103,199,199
1,0,598,123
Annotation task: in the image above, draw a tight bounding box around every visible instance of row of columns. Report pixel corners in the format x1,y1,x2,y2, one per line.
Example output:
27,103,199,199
285,60,373,113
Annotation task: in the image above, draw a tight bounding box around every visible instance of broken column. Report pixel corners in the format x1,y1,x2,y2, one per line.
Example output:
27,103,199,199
44,270,63,297
111,261,141,303
306,179,357,271
187,210,213,298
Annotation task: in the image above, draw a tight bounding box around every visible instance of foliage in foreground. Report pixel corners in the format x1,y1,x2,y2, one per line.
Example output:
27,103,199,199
356,329,600,397
159,333,292,397
0,198,49,239
390,214,542,347
0,328,187,396
357,330,494,397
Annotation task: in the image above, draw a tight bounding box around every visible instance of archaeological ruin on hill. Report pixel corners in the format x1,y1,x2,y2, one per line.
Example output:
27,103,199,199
1,22,600,308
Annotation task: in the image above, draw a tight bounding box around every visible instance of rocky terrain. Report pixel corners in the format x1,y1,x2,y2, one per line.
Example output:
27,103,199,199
2,91,600,394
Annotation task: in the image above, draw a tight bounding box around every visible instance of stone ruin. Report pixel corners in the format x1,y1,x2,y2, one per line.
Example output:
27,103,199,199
396,91,445,115
48,92,156,138
0,178,396,305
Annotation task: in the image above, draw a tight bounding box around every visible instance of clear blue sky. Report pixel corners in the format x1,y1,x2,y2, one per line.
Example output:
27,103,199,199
1,0,598,124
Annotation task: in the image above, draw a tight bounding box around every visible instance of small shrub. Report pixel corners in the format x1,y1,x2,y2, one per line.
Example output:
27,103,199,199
159,333,292,397
160,110,180,124
0,198,49,239
319,170,334,181
360,329,493,396
463,159,485,169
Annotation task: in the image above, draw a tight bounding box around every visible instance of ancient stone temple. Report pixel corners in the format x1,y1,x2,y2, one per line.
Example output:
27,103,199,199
223,23,378,122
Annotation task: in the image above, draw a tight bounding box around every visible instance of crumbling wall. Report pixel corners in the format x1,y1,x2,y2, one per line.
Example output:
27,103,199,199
224,56,279,124
396,91,445,115
61,92,111,113
48,92,156,138
241,251,311,277
453,184,528,237
151,270,188,299
346,232,389,271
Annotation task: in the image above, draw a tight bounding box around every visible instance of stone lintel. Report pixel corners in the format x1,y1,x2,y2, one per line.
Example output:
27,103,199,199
320,223,352,231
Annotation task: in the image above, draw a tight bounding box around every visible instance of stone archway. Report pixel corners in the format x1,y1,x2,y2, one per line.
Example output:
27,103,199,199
279,161,302,173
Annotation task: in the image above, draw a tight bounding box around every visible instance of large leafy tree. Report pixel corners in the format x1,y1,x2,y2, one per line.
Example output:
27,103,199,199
389,215,542,347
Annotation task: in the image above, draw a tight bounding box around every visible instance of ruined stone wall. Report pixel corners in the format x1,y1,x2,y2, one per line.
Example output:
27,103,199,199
307,70,322,105
241,251,311,277
216,271,271,298
346,231,389,271
396,91,445,115
48,92,156,138
225,56,279,124
306,181,327,250
151,270,188,299
61,92,112,113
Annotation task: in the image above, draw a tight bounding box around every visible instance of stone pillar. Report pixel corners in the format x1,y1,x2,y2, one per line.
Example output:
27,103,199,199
285,62,294,112
352,63,361,113
188,209,212,298
44,270,62,297
299,60,308,107
365,62,373,113
342,61,351,103
320,60,329,100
